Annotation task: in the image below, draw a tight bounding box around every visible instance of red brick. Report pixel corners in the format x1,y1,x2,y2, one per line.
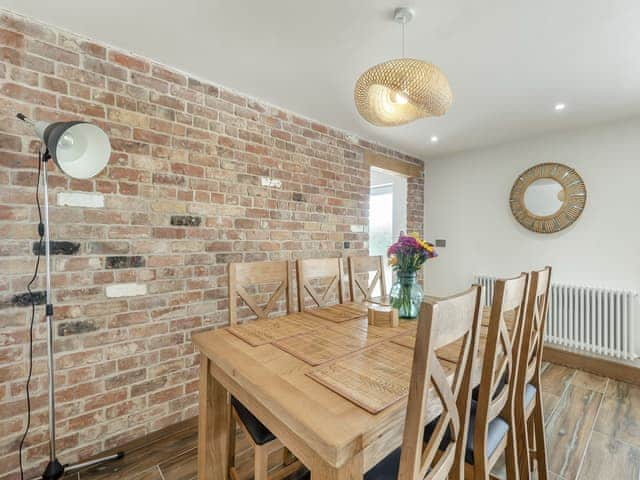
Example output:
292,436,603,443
0,133,21,151
151,64,187,85
69,82,91,99
9,66,38,86
171,162,203,177
84,389,127,410
27,39,79,65
131,71,168,93
80,41,106,59
108,51,149,73
58,96,105,117
41,75,68,93
272,129,291,141
0,83,55,106
133,128,170,146
83,57,127,81
0,28,24,48
149,91,184,111
57,64,105,87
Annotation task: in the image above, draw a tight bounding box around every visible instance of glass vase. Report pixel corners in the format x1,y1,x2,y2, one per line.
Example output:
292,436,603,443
390,271,424,319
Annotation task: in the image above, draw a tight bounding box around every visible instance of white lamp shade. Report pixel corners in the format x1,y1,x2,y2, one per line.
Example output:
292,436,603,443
35,121,111,179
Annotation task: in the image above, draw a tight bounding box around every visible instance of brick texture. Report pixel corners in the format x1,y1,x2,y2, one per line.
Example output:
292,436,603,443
0,10,424,479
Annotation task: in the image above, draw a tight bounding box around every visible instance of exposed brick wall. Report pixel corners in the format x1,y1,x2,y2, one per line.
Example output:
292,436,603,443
0,10,424,479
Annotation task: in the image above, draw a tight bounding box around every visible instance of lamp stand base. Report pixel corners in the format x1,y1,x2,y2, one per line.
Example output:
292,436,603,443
40,452,124,480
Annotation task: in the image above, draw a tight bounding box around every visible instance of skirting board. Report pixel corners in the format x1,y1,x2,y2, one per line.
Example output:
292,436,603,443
542,343,640,387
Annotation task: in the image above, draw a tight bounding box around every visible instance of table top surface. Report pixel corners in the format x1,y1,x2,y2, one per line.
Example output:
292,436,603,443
192,304,499,469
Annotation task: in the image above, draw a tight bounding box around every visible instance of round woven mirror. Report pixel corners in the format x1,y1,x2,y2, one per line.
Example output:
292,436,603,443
510,163,586,233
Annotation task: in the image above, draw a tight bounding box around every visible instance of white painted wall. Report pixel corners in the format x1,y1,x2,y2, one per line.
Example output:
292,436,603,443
423,118,640,297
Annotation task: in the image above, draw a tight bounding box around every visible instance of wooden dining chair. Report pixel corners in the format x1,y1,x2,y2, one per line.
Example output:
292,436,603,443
514,267,552,480
299,286,483,480
229,260,293,325
296,257,345,312
227,261,301,480
347,255,387,303
397,286,483,480
465,273,529,480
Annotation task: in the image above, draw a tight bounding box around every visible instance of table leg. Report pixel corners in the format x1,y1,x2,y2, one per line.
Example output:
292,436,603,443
198,355,230,480
310,452,363,480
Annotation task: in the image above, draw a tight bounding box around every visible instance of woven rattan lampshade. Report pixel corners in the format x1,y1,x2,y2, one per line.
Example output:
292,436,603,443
354,57,452,126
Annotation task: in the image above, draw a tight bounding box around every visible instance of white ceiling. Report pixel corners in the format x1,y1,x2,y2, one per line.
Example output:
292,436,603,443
5,0,640,159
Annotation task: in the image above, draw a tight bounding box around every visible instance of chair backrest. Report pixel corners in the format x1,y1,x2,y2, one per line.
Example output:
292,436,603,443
228,261,293,325
296,258,345,311
347,255,387,302
398,286,482,480
473,273,529,467
517,267,552,390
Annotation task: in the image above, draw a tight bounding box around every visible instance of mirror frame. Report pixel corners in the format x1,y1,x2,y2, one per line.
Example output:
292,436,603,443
510,162,586,233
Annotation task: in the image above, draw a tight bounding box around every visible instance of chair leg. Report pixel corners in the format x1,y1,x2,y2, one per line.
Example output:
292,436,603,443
515,405,531,480
504,428,520,480
228,410,236,476
254,444,269,480
532,394,549,480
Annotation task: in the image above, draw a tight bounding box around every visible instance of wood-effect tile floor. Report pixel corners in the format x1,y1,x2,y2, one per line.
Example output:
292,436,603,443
65,362,640,480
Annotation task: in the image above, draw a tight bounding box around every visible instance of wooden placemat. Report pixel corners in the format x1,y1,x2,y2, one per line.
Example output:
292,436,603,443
363,320,417,339
390,333,415,350
306,303,368,323
274,323,386,366
228,313,320,347
307,342,417,414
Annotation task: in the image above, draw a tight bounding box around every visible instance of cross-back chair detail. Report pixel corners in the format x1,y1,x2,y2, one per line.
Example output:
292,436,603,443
515,267,552,480
296,258,345,311
470,273,529,479
229,260,293,326
227,260,301,480
347,255,387,303
398,286,482,480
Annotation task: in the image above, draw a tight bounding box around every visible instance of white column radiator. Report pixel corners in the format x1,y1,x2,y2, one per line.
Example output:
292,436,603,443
475,275,640,360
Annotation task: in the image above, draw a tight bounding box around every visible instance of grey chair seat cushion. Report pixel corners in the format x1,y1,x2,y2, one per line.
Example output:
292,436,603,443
423,400,509,465
525,383,537,406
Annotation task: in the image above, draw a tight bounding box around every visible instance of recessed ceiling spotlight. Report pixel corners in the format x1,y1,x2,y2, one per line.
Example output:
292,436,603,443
430,136,439,143
554,103,566,111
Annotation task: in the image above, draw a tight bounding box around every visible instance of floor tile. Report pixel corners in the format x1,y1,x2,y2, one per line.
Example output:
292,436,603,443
570,370,608,393
577,431,640,479
542,363,575,397
80,426,197,480
594,380,640,449
159,448,197,480
545,385,603,479
132,467,164,480
542,391,562,423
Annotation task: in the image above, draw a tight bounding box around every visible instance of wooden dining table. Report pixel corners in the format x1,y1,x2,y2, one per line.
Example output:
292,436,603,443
192,303,499,480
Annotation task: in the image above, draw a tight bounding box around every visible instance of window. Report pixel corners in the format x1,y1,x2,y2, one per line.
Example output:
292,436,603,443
369,183,393,257
369,168,408,288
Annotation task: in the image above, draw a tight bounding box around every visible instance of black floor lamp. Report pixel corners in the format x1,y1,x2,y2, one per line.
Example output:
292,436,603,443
16,113,125,480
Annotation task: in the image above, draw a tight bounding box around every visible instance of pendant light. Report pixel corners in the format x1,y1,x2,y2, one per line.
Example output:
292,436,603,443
354,7,452,127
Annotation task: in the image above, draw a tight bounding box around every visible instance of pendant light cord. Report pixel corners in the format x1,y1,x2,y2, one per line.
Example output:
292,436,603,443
401,21,406,57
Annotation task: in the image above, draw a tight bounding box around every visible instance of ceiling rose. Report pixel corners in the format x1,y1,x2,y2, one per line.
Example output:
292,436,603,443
354,7,452,127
